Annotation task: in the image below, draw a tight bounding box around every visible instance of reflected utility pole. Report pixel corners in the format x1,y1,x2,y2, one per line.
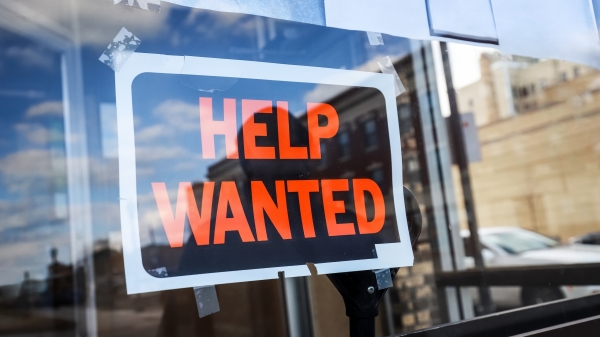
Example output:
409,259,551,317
439,42,494,314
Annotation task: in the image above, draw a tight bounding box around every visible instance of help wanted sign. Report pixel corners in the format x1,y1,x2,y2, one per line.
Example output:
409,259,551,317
115,53,413,294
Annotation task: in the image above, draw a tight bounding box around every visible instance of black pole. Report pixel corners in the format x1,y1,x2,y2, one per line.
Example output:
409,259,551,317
439,41,494,314
278,271,292,337
329,187,423,336
350,317,375,337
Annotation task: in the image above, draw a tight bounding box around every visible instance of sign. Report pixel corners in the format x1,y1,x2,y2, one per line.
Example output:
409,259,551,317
160,0,600,69
115,53,412,294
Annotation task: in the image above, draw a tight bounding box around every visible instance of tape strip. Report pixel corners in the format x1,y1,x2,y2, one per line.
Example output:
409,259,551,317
366,32,384,45
147,267,168,277
374,268,393,289
377,56,406,97
99,27,141,72
114,0,161,12
193,286,220,318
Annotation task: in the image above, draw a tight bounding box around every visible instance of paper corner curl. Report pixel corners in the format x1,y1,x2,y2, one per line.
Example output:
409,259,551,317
99,27,141,72
114,0,161,13
366,32,384,46
377,56,406,97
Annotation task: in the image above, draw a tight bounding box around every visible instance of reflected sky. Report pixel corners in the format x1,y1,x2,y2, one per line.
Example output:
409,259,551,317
0,27,69,285
0,2,413,286
83,3,412,245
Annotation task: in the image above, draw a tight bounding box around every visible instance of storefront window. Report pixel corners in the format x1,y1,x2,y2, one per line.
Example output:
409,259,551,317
1,1,600,337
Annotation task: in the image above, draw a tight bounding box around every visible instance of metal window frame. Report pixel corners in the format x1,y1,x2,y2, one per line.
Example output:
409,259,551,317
396,290,600,337
410,39,476,324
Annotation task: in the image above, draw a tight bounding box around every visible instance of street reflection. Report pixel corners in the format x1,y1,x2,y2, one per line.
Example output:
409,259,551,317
0,24,75,336
454,51,600,311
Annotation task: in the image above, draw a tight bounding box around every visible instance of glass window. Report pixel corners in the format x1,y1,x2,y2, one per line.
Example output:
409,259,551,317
481,229,559,255
2,2,600,337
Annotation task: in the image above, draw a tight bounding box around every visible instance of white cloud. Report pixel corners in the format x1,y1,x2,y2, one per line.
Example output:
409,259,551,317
25,101,63,118
0,89,45,99
136,145,189,162
152,99,198,131
90,201,121,228
140,208,162,229
5,45,55,70
89,158,119,186
0,149,53,193
0,200,55,231
136,166,156,176
135,124,173,143
174,161,196,171
15,124,49,145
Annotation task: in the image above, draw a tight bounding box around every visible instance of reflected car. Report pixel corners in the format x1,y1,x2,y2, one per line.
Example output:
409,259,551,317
569,232,600,245
462,227,600,309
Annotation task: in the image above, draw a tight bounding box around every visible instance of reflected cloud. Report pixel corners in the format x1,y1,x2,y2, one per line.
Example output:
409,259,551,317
25,101,63,118
0,89,45,99
152,99,198,131
136,166,156,176
5,45,55,70
135,124,174,143
0,149,53,193
136,145,189,162
88,157,120,186
15,123,50,145
0,200,54,232
174,161,196,171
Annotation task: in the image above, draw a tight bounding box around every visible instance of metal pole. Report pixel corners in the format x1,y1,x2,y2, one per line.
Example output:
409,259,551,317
439,42,494,314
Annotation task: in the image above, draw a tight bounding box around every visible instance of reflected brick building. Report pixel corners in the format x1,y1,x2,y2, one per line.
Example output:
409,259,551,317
456,54,600,240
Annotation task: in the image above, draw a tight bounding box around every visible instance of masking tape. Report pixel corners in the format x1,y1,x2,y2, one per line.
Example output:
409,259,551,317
193,285,220,318
99,27,141,72
377,56,406,97
366,32,384,45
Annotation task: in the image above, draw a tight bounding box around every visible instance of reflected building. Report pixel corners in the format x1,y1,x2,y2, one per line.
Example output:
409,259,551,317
456,54,600,240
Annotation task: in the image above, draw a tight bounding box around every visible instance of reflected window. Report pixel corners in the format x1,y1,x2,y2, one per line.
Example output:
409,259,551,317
363,119,378,149
407,159,419,172
338,130,350,158
370,167,384,187
561,72,568,82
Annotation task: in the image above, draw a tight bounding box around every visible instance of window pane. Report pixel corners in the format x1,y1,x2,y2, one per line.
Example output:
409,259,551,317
2,2,599,337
